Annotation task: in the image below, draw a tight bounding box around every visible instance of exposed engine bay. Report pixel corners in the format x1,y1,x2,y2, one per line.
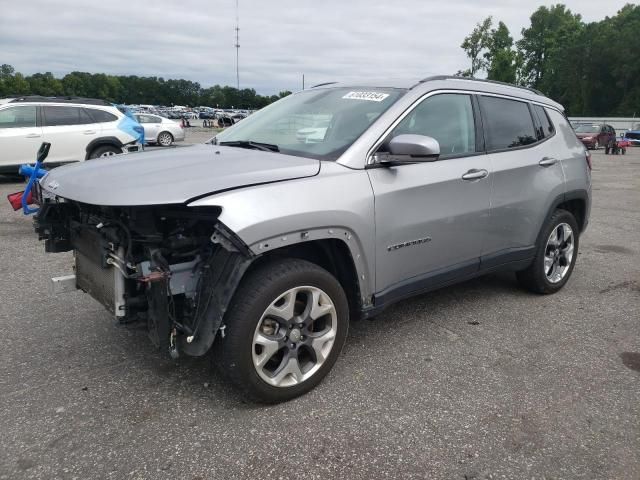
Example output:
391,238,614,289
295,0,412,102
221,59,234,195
34,196,253,358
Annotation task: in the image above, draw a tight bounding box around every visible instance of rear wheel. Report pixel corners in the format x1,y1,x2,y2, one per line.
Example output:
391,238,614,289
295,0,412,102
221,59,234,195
215,259,349,403
157,131,174,147
88,145,120,159
517,209,579,294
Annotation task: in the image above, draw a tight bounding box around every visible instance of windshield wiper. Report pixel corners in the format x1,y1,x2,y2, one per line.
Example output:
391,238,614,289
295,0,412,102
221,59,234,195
218,140,279,152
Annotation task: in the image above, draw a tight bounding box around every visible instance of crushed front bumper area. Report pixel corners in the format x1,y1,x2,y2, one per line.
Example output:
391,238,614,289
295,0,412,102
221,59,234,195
35,199,253,358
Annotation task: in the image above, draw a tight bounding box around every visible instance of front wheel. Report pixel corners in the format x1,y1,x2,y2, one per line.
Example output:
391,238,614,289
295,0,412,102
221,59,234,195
215,259,349,403
517,209,579,294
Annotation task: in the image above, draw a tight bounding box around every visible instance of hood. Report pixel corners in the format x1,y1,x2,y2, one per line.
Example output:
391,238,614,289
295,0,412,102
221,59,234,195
40,144,320,206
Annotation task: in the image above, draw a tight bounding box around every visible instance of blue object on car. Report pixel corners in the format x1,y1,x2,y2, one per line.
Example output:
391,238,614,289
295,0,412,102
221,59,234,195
114,104,145,145
19,142,51,215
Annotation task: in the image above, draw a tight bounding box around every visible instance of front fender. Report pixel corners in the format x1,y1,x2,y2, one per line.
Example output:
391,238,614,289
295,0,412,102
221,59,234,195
187,162,376,303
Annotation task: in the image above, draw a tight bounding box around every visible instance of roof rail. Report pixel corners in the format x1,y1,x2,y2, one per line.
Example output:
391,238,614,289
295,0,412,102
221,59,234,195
310,82,338,88
6,96,111,106
419,75,544,96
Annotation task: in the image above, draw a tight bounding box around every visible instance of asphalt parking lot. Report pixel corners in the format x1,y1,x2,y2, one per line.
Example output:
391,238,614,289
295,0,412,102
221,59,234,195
0,148,638,480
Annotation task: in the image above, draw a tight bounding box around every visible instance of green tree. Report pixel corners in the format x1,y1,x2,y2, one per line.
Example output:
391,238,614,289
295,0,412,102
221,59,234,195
26,72,63,96
461,16,493,77
457,4,640,116
485,21,516,83
516,5,583,89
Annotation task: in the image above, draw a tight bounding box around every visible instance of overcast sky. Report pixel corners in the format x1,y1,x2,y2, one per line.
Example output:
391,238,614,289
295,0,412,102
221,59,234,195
0,0,632,94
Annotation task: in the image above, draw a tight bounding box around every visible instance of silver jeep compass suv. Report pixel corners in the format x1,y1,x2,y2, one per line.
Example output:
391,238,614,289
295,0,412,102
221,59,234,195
34,76,591,402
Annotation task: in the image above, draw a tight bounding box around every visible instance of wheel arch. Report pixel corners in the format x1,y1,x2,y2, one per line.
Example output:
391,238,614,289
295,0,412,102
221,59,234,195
85,136,123,159
249,238,363,316
537,189,590,246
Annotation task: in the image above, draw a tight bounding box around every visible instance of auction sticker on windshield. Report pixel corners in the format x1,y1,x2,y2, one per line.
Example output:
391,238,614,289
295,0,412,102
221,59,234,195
342,91,390,102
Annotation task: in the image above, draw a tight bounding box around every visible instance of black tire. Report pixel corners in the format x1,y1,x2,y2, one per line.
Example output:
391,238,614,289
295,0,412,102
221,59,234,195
517,209,580,294
622,148,626,155
215,258,349,403
88,145,120,159
157,131,174,147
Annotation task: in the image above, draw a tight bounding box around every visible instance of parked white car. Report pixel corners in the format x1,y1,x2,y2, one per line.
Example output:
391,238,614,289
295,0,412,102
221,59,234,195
134,114,186,147
0,96,144,173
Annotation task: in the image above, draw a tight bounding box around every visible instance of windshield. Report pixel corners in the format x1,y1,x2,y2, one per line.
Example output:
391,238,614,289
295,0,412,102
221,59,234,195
574,124,601,133
214,87,405,160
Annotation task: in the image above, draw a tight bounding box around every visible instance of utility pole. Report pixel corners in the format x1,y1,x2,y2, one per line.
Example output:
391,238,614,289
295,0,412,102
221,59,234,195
234,0,240,90
302,74,305,90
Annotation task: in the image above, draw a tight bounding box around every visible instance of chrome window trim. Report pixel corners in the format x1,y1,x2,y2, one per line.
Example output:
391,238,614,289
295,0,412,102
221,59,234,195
365,88,563,165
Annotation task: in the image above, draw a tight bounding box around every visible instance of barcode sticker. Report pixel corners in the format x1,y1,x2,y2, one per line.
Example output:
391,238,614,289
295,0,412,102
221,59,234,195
342,91,390,102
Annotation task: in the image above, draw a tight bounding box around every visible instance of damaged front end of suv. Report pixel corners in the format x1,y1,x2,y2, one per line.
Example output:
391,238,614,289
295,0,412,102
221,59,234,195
35,196,253,359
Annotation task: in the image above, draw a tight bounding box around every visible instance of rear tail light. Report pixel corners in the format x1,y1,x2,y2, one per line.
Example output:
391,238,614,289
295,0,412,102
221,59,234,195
7,191,33,211
585,150,592,171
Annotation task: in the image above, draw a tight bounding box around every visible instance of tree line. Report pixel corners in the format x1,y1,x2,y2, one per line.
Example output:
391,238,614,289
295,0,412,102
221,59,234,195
0,65,291,109
459,3,640,116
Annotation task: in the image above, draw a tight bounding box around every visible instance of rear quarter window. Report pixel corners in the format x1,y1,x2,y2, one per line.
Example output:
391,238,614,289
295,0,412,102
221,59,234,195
479,96,537,151
532,105,555,140
86,108,118,123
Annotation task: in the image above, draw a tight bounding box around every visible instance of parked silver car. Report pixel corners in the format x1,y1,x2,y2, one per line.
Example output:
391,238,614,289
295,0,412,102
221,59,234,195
134,113,185,147
33,76,591,403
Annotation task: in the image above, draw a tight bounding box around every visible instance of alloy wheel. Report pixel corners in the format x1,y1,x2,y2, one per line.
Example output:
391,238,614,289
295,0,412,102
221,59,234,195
544,223,574,283
158,132,173,146
252,286,337,387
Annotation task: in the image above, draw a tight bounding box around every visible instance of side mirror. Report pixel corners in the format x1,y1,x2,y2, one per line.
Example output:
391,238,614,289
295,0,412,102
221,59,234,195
388,134,440,157
374,134,440,166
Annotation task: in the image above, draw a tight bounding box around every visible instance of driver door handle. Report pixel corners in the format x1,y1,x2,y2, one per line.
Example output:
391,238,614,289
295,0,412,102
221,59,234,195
462,168,489,181
539,157,558,167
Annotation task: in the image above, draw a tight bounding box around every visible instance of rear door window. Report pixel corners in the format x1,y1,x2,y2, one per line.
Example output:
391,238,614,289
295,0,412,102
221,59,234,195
43,106,93,126
479,96,537,150
0,106,37,128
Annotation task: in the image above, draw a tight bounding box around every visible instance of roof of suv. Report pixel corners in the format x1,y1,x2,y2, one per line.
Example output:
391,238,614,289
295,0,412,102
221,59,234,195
1,96,111,106
311,75,563,111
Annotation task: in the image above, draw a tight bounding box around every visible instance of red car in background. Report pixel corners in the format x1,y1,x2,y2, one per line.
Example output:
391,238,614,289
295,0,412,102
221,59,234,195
611,136,631,155
574,123,616,150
